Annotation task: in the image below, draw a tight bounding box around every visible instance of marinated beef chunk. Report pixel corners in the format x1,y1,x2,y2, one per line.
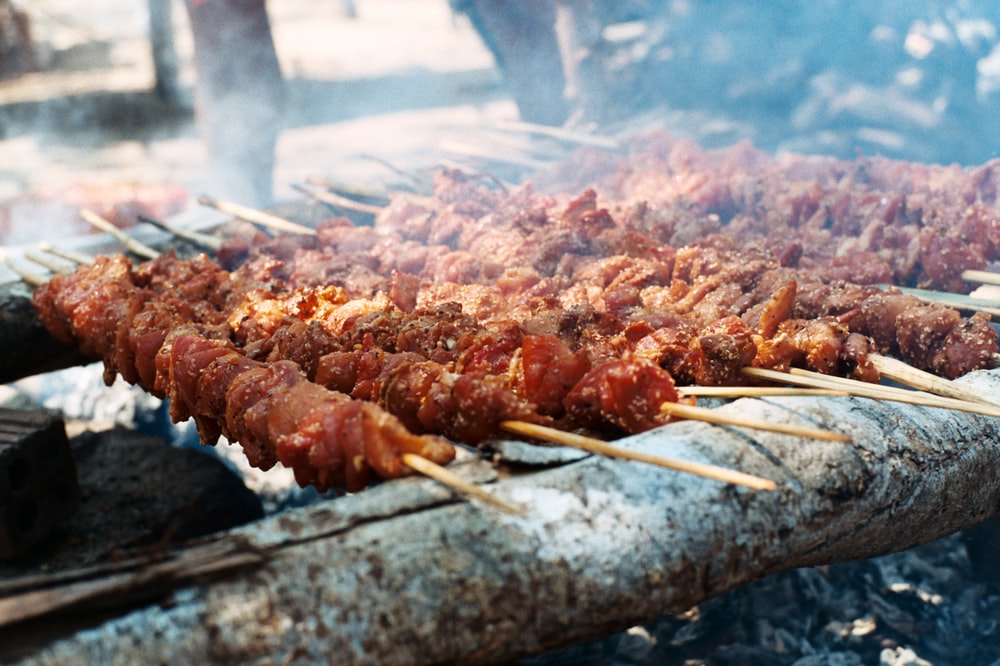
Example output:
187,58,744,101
31,132,1000,493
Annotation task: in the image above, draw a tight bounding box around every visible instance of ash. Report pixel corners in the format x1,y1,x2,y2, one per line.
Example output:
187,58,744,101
8,363,321,514
525,534,1000,666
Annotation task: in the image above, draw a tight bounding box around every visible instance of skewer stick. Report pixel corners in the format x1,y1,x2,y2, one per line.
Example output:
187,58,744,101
742,366,1000,417
137,214,223,252
22,248,75,274
678,386,850,398
439,140,553,171
1,251,48,286
436,158,512,191
470,128,568,162
494,119,621,150
357,154,427,192
292,184,385,216
197,195,316,236
79,209,161,259
789,367,1000,414
305,176,392,205
400,453,527,517
659,401,851,443
500,420,778,491
37,242,94,267
882,284,1000,318
868,353,1000,408
962,269,1000,287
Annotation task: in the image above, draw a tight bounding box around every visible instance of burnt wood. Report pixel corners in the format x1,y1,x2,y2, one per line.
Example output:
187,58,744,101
2,369,999,664
0,281,93,384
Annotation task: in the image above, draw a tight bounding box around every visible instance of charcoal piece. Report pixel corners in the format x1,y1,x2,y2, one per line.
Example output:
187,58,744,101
0,408,79,559
67,428,265,556
962,515,1000,585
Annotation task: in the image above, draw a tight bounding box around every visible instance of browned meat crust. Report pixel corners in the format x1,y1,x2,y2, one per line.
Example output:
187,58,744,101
31,133,1000,484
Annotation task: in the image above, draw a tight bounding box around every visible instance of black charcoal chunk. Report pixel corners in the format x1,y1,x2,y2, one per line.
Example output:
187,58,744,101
0,408,80,559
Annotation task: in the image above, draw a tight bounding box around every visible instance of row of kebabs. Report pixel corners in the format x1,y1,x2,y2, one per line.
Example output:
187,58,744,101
540,130,1000,294
30,135,1000,492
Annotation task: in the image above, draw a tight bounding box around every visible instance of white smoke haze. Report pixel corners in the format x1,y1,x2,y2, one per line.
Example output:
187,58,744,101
5,0,1000,238
0,0,503,239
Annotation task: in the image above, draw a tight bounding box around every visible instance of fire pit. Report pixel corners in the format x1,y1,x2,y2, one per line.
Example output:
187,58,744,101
0,129,1000,664
4,2,1000,665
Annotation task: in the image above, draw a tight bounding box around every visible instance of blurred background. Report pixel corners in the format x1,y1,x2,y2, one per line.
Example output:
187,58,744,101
0,0,505,240
4,0,1000,241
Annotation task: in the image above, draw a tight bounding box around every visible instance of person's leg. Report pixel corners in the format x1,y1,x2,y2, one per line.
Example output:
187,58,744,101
183,0,286,204
452,0,570,126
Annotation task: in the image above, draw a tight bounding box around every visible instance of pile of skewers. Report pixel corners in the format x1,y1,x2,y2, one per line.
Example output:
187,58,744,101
6,148,1000,517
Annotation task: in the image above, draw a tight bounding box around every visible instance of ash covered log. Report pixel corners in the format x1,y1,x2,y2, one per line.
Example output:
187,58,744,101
6,368,1000,664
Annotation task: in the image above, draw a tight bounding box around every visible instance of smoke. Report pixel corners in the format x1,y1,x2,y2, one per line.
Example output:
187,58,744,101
7,0,1000,240
453,1,1000,165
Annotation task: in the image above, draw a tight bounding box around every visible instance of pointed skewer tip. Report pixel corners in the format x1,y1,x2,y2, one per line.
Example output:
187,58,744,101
401,453,527,517
500,420,778,491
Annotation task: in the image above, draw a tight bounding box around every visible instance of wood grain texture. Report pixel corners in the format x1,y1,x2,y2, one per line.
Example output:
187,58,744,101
7,369,1000,665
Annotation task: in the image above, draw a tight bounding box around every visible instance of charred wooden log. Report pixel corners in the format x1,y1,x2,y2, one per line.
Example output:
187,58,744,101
0,281,92,384
3,368,999,664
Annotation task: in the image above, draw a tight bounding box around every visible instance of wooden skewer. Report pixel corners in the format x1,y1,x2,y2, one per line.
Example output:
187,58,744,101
962,269,1000,287
197,195,316,236
436,158,512,192
742,366,1000,418
659,401,851,443
494,119,621,150
356,154,427,192
868,353,1000,408
292,184,385,216
305,176,392,205
882,284,1000,318
471,129,568,162
789,367,1000,415
38,242,95,267
22,248,76,275
400,453,527,517
137,214,224,252
79,209,161,259
500,420,778,491
439,140,553,171
1,251,48,286
677,386,850,398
